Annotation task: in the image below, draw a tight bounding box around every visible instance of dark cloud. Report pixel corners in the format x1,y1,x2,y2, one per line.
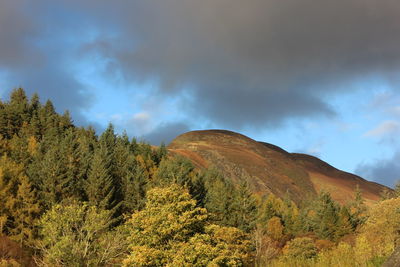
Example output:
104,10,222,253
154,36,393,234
83,0,400,128
141,122,191,145
355,151,400,187
0,1,97,126
2,0,400,132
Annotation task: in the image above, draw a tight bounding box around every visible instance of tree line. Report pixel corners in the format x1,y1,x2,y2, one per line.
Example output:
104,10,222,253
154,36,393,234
0,88,399,266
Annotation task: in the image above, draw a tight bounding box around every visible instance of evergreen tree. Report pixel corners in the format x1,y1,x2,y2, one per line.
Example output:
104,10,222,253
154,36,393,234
336,206,353,239
8,173,40,247
203,169,236,226
0,156,40,246
120,155,147,213
155,157,205,204
59,129,85,200
38,100,61,146
257,194,284,227
230,181,258,232
85,143,116,211
152,142,167,165
75,126,96,183
313,192,340,240
349,185,367,228
112,133,132,206
8,88,30,136
33,143,69,208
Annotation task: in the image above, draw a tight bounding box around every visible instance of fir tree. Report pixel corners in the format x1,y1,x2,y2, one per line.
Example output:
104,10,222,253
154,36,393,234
35,143,69,208
204,169,235,226
230,181,258,232
8,174,40,246
314,192,340,240
336,206,353,239
59,129,85,200
85,143,116,211
350,185,367,228
0,156,40,246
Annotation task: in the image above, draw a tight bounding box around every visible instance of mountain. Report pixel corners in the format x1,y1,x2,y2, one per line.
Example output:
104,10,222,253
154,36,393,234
168,129,388,205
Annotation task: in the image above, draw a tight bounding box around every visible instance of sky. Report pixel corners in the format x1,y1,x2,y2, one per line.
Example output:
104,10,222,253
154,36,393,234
1,0,400,187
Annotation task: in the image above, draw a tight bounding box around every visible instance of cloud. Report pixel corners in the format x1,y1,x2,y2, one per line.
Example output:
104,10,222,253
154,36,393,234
295,139,326,157
141,122,190,145
85,0,400,129
127,112,153,135
364,120,400,143
2,0,400,135
355,151,400,187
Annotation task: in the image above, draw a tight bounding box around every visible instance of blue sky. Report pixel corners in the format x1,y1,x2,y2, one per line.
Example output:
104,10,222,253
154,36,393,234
1,0,400,186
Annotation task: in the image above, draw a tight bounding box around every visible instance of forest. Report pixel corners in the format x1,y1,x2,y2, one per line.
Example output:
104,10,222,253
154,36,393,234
0,88,399,266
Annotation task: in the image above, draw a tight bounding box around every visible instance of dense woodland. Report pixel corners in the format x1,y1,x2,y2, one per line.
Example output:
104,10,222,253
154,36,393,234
0,88,399,266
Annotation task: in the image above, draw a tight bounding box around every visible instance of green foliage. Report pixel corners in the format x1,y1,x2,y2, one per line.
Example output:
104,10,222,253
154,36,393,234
283,237,317,259
0,156,40,246
155,156,206,205
298,191,343,241
203,169,257,232
203,168,235,225
257,193,301,236
349,185,367,228
229,181,258,232
0,89,392,266
126,185,208,247
33,143,69,208
37,201,128,266
123,185,252,266
356,198,400,260
85,142,116,210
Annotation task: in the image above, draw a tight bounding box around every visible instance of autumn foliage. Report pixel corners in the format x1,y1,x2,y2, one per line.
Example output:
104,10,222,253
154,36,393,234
0,88,397,266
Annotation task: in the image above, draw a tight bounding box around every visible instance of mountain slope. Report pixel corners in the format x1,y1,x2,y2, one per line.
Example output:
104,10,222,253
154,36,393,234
168,129,388,205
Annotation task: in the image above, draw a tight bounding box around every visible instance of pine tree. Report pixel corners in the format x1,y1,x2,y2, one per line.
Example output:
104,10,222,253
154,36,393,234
85,143,115,211
8,174,40,246
59,110,73,132
121,155,147,213
152,142,167,165
203,169,235,226
38,100,60,145
8,88,30,135
75,126,96,182
350,185,367,228
336,206,353,239
155,157,205,203
230,181,258,232
35,143,69,208
60,129,85,200
314,192,340,240
112,133,131,205
0,156,40,246
29,93,41,113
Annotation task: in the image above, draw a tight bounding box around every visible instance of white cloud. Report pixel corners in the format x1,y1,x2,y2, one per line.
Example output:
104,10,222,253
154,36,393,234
364,120,400,139
127,112,153,136
132,112,150,122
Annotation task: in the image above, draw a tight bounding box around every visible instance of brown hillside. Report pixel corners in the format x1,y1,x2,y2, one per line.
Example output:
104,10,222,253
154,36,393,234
168,129,389,205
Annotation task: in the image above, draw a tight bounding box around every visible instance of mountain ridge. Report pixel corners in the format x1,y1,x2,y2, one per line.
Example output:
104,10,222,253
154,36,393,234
168,129,389,204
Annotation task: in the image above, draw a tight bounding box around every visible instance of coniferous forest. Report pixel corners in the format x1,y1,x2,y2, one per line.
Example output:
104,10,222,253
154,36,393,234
0,88,399,266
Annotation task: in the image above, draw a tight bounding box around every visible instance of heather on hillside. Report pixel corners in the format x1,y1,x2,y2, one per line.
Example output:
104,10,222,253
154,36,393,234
0,89,398,266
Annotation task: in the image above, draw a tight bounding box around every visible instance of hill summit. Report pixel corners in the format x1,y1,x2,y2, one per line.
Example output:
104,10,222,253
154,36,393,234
169,129,387,204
